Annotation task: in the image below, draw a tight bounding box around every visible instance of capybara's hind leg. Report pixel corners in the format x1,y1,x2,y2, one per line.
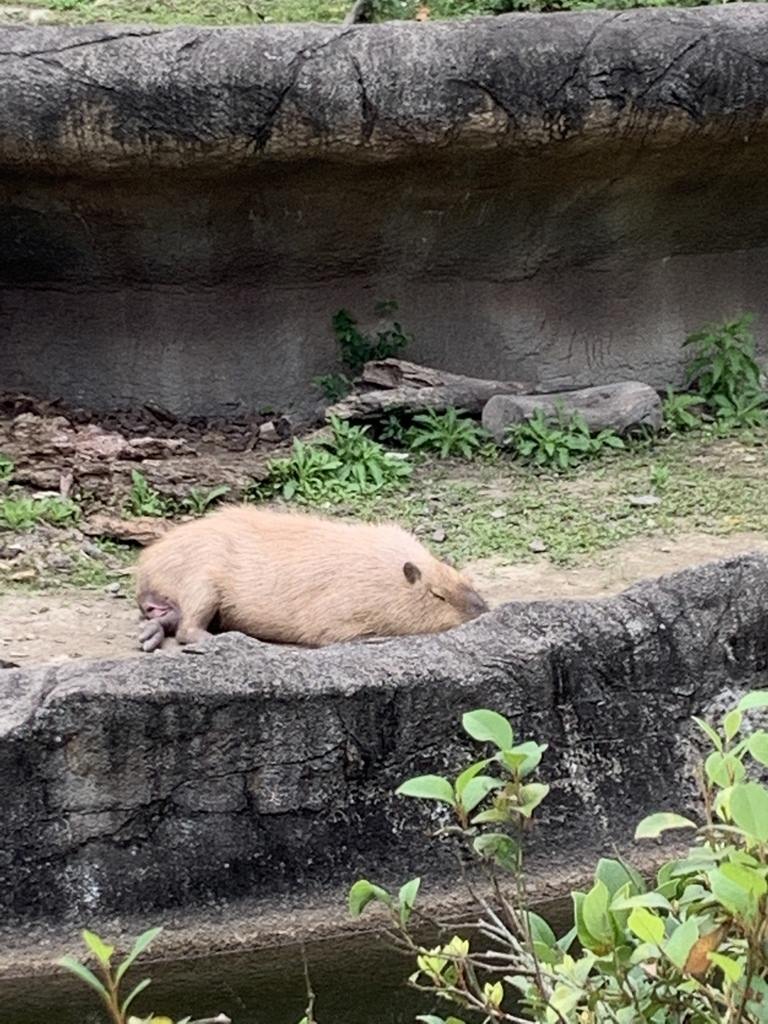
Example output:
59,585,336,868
174,578,219,646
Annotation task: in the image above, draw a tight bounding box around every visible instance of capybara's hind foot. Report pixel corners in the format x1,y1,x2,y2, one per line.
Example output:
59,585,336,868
139,620,167,653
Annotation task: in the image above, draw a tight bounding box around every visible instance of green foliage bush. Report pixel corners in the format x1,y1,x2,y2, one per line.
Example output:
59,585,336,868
256,414,412,502
60,927,230,1024
352,691,768,1024
665,314,768,434
331,303,411,373
504,407,625,471
0,493,80,530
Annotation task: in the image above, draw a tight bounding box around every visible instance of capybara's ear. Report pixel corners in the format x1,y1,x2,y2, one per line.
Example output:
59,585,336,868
403,562,421,585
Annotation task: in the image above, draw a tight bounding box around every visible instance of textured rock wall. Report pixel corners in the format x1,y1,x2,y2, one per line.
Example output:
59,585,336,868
2,553,768,925
1,8,768,414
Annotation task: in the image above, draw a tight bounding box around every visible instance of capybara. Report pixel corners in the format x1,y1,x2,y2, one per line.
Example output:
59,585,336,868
136,505,488,651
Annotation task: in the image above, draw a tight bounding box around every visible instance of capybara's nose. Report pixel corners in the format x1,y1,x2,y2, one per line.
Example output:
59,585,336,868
468,591,489,617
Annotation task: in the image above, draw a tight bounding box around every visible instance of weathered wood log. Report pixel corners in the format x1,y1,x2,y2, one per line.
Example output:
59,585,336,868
326,359,530,420
482,381,663,442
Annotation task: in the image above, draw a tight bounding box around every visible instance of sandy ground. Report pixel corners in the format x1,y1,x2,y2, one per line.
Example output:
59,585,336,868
1,530,767,667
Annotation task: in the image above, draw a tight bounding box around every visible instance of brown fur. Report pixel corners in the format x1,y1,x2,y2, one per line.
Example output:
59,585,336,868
135,505,488,650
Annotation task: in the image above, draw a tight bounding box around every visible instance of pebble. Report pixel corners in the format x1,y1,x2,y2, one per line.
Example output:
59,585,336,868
491,508,506,519
105,582,121,595
432,528,446,543
628,494,661,507
529,539,547,553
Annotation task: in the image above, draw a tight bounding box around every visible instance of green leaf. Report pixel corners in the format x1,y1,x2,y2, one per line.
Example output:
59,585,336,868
611,892,672,912
454,759,490,798
121,976,152,1014
730,781,768,842
458,775,502,814
516,781,549,817
82,930,114,966
662,917,699,971
461,709,513,750
707,951,743,982
395,775,455,805
708,863,766,921
526,912,556,948
748,732,768,767
627,907,664,946
634,813,697,839
398,877,421,926
58,957,110,1002
116,927,163,983
348,879,393,917
737,690,768,711
498,741,547,778
705,750,745,787
723,709,742,741
595,858,645,899
580,880,614,952
473,832,518,872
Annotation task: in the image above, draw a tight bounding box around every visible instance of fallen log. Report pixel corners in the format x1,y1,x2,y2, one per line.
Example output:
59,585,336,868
482,381,663,442
326,358,530,420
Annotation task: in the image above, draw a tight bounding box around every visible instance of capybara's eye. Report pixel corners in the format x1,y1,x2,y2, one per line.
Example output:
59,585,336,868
432,590,447,601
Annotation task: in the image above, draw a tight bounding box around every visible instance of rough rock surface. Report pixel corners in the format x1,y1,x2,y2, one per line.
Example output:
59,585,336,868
1,552,767,926
482,381,663,441
3,9,768,414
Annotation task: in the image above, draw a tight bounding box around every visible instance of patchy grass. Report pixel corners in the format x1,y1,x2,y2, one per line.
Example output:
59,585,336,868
2,0,350,26
4,0,763,28
321,431,768,566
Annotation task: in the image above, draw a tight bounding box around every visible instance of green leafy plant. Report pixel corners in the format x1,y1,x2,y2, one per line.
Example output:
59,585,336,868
0,493,80,530
177,485,230,516
124,470,174,518
313,372,352,403
332,303,410,373
0,453,14,482
649,462,670,492
352,691,768,1024
405,407,494,460
256,415,411,502
505,407,625,471
662,385,703,433
683,313,767,430
60,927,230,1024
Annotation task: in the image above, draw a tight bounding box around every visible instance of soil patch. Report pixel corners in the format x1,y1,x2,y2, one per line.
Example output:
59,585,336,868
2,530,767,667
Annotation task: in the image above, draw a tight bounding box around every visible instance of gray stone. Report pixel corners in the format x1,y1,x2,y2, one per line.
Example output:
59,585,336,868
1,553,768,926
483,381,663,443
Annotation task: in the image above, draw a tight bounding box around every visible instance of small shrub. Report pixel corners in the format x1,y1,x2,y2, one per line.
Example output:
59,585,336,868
124,470,174,518
60,926,230,1024
178,485,230,516
256,415,411,502
683,313,767,430
505,406,625,471
351,690,768,1024
662,385,703,433
0,493,80,530
313,372,352,403
332,303,410,373
0,453,14,482
405,407,493,460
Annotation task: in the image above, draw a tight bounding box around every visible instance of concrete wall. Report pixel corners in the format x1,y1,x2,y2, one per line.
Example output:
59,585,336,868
2,8,768,415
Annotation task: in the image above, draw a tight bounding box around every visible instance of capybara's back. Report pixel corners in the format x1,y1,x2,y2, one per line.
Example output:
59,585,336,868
136,506,488,650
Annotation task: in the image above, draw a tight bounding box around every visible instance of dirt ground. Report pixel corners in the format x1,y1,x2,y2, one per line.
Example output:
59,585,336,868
2,530,767,668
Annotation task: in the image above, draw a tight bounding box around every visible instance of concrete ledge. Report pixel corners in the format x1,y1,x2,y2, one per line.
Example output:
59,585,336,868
1,8,768,170
2,552,767,926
